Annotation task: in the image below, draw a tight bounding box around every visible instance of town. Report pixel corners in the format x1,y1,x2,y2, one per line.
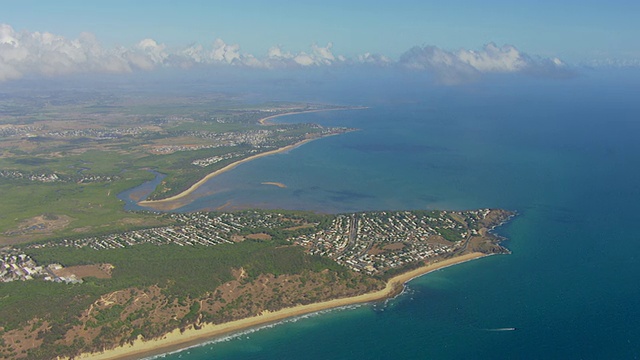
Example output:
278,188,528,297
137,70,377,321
0,169,119,184
292,208,512,274
0,208,512,283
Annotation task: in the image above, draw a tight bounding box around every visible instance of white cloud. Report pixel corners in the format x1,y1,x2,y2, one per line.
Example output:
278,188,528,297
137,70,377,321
119,39,168,71
0,23,573,83
211,38,241,64
241,53,263,68
135,38,167,66
173,39,255,67
0,24,135,80
293,52,315,66
0,26,27,80
400,43,573,84
310,43,335,64
262,45,296,67
456,43,526,72
267,45,288,59
179,44,205,64
262,43,342,67
357,52,392,65
0,24,19,46
400,46,479,84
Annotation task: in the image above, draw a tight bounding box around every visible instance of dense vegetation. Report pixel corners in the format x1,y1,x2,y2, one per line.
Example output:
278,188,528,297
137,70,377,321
0,239,355,358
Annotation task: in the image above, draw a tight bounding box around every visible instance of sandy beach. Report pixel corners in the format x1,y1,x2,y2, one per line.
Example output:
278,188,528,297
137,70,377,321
138,107,365,211
258,107,366,125
70,252,487,360
138,138,315,211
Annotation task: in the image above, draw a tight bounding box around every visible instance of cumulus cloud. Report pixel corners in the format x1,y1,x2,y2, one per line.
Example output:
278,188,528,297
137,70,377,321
167,39,341,69
211,38,241,64
356,52,392,66
0,24,261,80
0,23,573,84
0,24,134,80
309,43,335,64
0,24,19,46
261,43,344,68
400,43,572,84
457,43,526,72
174,38,243,66
129,38,168,70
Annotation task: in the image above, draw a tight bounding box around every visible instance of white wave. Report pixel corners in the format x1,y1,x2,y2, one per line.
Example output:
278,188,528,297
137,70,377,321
143,303,365,359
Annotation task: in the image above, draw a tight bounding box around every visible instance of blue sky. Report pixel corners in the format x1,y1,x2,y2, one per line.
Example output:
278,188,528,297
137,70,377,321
0,1,638,83
2,0,638,61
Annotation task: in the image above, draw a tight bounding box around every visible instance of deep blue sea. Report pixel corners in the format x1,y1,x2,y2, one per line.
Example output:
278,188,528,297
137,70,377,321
140,70,640,359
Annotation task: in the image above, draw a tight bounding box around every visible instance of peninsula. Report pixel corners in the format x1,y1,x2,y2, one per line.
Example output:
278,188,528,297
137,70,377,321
1,209,514,359
70,253,487,360
0,92,515,360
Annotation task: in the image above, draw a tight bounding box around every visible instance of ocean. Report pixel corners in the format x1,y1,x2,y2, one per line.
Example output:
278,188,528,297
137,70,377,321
140,70,640,359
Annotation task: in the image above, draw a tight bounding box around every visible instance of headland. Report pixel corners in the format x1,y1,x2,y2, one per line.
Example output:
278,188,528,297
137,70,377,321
0,92,515,360
69,252,488,360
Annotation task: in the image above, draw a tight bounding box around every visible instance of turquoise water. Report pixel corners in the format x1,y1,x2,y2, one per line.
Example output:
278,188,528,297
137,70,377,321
147,73,640,359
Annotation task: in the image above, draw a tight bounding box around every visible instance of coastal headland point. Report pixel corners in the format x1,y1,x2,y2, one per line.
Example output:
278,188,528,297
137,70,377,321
0,94,514,360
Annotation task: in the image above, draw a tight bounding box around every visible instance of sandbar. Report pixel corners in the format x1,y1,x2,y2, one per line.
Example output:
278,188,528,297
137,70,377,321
261,182,287,188
70,252,487,360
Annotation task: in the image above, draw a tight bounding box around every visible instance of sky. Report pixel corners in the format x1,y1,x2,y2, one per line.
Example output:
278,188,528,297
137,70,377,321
1,1,638,84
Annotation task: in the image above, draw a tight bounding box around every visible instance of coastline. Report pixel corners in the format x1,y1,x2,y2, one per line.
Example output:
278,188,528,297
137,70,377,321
138,137,316,211
71,252,488,360
258,107,366,125
138,106,364,211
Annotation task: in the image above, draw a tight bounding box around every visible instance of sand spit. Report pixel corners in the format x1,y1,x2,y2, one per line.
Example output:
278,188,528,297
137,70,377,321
138,138,314,211
138,107,364,211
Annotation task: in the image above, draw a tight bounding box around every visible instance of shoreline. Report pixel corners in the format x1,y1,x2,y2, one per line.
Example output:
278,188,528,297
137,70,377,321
70,252,488,360
138,107,364,211
138,137,316,211
258,106,367,125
